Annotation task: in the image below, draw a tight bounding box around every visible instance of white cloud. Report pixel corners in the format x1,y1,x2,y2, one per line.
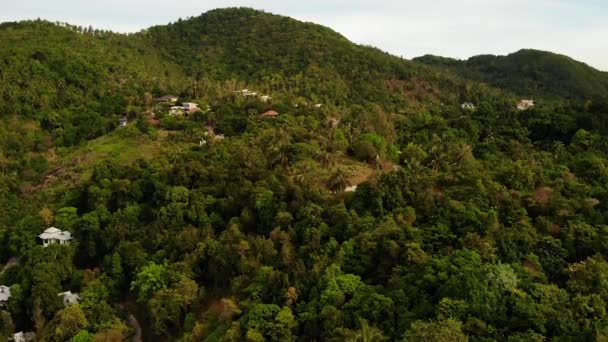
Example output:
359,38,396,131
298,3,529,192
0,0,606,70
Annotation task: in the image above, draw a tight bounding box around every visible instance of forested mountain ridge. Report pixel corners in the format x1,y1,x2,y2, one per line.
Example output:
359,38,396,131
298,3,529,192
414,49,608,100
1,7,608,342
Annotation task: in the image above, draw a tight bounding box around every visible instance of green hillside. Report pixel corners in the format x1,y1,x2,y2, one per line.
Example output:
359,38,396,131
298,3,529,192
415,49,608,100
1,8,608,342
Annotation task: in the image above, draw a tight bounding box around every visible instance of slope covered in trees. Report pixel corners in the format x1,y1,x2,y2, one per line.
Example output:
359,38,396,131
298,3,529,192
0,20,186,146
415,49,608,100
1,7,608,342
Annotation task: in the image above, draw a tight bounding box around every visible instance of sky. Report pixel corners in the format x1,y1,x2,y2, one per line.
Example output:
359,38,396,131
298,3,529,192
1,0,607,71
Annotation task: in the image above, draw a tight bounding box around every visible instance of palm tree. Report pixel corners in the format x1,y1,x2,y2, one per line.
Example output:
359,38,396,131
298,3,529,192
269,128,292,171
342,319,387,342
327,168,350,192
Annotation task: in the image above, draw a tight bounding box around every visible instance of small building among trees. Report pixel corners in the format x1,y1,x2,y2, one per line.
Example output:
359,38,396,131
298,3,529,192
0,285,10,305
13,332,36,342
517,99,535,110
461,102,476,111
58,291,81,307
155,95,178,104
39,227,72,247
261,110,279,118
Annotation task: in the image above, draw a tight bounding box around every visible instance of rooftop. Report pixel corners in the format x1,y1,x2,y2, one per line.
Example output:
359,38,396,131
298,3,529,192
0,285,11,302
39,227,72,241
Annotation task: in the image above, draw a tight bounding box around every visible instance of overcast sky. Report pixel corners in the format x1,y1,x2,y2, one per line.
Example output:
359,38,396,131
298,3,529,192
1,0,606,71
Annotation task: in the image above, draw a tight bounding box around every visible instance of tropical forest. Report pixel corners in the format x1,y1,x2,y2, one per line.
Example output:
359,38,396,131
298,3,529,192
1,7,608,342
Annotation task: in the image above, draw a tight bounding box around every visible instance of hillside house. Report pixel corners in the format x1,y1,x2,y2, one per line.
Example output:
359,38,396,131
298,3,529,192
155,95,178,104
236,89,258,97
261,110,279,118
58,291,81,307
517,99,535,110
315,103,323,108
344,185,358,192
0,285,10,305
182,102,200,113
170,106,184,116
260,95,272,102
461,102,476,111
12,332,36,342
118,118,128,127
39,227,72,247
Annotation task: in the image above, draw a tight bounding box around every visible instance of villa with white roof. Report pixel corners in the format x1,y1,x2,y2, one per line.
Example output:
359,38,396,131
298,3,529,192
58,291,81,307
0,285,11,306
39,227,72,247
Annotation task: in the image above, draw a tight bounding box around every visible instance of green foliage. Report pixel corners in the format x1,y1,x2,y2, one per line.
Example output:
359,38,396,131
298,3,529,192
415,49,608,100
2,7,608,342
130,262,171,303
403,319,467,341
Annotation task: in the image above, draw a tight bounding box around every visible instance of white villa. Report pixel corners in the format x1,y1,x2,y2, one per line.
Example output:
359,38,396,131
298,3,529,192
118,118,128,127
517,99,535,110
13,332,36,342
155,95,179,104
39,227,72,247
235,89,260,97
182,102,200,112
344,185,358,193
58,291,81,307
0,285,11,305
461,102,476,111
170,106,184,115
260,95,272,102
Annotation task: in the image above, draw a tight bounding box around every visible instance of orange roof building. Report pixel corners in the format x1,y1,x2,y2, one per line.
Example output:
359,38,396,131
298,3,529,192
261,110,279,118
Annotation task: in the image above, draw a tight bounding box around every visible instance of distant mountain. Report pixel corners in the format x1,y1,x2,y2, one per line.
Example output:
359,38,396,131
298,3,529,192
0,7,471,144
414,49,608,100
2,8,604,148
140,7,461,106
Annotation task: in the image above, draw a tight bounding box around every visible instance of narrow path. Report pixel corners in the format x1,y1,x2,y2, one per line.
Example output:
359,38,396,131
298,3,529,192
0,257,19,277
127,312,143,342
118,303,143,342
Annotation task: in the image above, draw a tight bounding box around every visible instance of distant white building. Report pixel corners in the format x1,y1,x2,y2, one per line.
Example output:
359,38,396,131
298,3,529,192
260,95,272,102
58,291,81,307
461,102,476,111
517,99,535,110
118,118,128,127
315,103,323,108
155,95,178,104
39,227,72,247
170,106,184,116
235,89,258,97
344,185,358,193
182,102,200,112
0,285,11,305
12,332,36,342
